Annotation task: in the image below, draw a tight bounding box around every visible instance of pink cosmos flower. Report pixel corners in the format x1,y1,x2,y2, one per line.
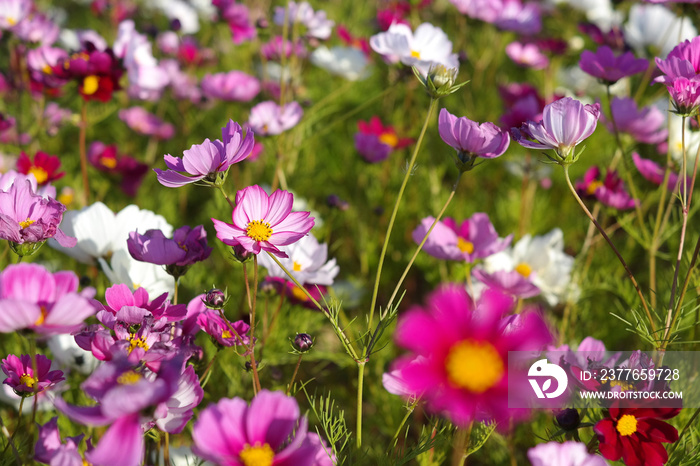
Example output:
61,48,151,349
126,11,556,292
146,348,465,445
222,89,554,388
35,417,86,466
211,185,314,258
575,166,638,210
213,0,257,44
2,354,64,396
0,179,76,250
606,97,667,145
505,41,549,70
273,1,334,40
248,101,304,136
261,36,308,61
192,390,334,466
354,116,413,163
579,46,649,84
155,119,254,187
632,153,680,191
0,263,97,334
412,213,512,262
13,12,60,45
472,268,541,299
528,441,609,466
201,71,260,102
511,97,601,163
197,310,252,347
499,83,549,128
393,285,550,426
119,107,175,140
438,108,510,170
654,36,700,115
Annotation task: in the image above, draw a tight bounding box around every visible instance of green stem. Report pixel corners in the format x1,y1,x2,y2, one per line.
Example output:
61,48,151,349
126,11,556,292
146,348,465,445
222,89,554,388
216,184,235,209
266,252,325,312
356,362,366,448
367,98,437,331
563,165,656,334
387,401,417,454
286,353,304,395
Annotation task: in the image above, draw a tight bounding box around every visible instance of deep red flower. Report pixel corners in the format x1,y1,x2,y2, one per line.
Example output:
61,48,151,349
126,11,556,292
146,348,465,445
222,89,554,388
87,142,148,196
594,404,680,466
52,47,123,102
16,151,64,185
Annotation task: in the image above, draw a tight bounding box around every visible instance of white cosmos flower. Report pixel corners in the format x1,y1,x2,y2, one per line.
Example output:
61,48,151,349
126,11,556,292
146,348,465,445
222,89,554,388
369,22,459,76
668,113,700,167
258,234,339,286
624,4,697,58
310,46,371,81
483,228,575,306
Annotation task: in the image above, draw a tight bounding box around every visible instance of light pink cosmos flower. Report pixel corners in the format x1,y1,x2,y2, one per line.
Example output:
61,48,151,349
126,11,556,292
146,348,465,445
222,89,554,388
192,390,333,466
0,263,97,334
528,441,609,466
412,214,512,262
211,185,314,258
201,71,260,102
155,119,254,187
511,97,601,163
119,107,174,140
393,285,550,426
472,268,541,299
505,41,549,70
248,101,303,136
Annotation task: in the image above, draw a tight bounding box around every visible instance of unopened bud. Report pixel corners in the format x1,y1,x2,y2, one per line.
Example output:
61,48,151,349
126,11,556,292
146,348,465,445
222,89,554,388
203,288,227,309
555,408,581,431
413,64,468,99
293,333,314,352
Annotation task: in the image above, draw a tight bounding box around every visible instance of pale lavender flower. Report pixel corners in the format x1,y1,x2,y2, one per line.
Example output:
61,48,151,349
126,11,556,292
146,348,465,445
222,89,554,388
12,13,59,45
528,441,609,466
200,71,260,102
606,97,667,144
0,0,30,30
579,46,649,84
248,101,303,136
273,1,334,40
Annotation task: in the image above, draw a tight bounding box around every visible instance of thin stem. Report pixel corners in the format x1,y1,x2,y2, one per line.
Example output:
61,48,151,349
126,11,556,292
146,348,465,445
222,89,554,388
0,413,21,465
198,353,218,386
386,174,462,312
563,165,656,334
164,432,170,466
286,353,304,395
79,100,90,206
387,401,417,454
356,362,366,448
266,252,325,312
450,423,473,466
216,309,262,393
216,184,235,209
668,117,689,309
172,279,178,305
368,98,438,331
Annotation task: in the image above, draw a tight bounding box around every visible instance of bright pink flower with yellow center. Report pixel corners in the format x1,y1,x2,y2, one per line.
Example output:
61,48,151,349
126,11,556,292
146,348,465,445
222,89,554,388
392,285,550,426
1,354,64,396
211,185,314,258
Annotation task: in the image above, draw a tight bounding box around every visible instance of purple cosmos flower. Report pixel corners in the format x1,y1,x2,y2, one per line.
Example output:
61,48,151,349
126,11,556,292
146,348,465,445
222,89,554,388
511,97,601,164
576,166,638,210
201,71,260,102
2,354,64,396
35,417,86,466
212,185,314,258
632,152,680,191
154,119,254,187
0,179,76,253
528,441,609,466
579,46,649,84
192,390,334,466
438,108,510,170
412,214,512,262
248,101,304,136
128,225,212,267
0,263,97,334
505,41,549,70
472,268,541,299
119,107,175,140
196,310,252,347
606,97,667,144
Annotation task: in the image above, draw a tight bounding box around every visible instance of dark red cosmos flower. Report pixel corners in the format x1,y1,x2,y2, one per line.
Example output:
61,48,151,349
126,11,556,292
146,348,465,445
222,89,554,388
87,141,149,196
594,404,680,466
16,151,64,185
52,45,123,102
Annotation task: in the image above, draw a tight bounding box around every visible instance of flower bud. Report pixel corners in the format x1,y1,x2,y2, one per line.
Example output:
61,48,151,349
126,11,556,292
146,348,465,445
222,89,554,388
203,288,227,309
413,64,468,99
555,408,581,431
293,333,314,352
230,244,253,263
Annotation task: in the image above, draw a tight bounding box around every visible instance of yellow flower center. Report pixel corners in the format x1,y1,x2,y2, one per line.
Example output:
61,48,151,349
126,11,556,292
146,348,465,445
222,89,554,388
586,180,603,196
616,414,637,436
379,132,399,148
19,218,35,229
246,220,273,242
117,370,142,385
100,157,117,169
127,334,149,354
58,190,74,207
29,166,49,185
7,17,16,26
19,374,37,389
410,50,421,59
457,238,475,254
293,261,303,272
34,305,48,326
515,263,532,278
239,443,274,466
444,339,504,393
82,75,100,95
290,285,308,302
42,64,53,75
222,330,232,339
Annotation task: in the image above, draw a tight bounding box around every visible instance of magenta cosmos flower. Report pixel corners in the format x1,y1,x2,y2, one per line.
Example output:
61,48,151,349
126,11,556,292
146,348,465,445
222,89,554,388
212,185,314,258
154,119,254,187
511,97,600,164
654,36,700,115
0,179,76,253
192,389,333,466
412,213,512,262
2,354,64,396
579,46,648,84
393,285,550,426
439,108,510,170
576,166,638,210
248,101,303,136
632,153,680,191
0,263,96,334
